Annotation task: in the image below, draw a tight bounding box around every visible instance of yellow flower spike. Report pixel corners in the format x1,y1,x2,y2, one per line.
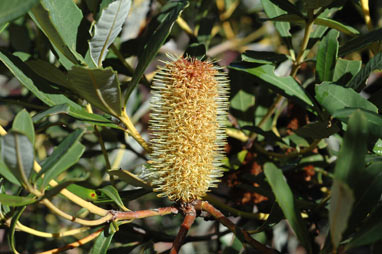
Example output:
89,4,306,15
149,55,230,203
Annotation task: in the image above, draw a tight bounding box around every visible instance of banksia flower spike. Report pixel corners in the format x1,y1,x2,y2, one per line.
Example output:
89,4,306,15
149,55,229,203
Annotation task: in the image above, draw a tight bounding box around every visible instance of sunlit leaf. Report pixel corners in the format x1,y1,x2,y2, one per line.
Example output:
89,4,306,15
316,29,339,82
12,109,35,145
89,0,132,67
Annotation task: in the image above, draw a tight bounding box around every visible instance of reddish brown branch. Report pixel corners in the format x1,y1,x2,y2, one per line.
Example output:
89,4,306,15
170,204,197,254
197,200,276,254
113,207,178,220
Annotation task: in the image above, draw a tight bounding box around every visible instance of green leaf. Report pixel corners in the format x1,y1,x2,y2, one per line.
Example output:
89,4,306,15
29,3,82,68
315,82,378,115
0,160,21,186
261,0,292,49
12,109,35,145
39,129,85,188
0,48,118,129
66,184,98,201
263,0,302,16
124,0,189,103
241,50,288,65
332,109,368,192
295,121,339,139
89,0,132,67
0,194,36,206
68,66,122,116
264,162,312,253
347,52,382,90
108,169,151,190
339,28,382,56
329,180,354,249
0,131,34,185
90,227,115,254
98,185,128,211
230,90,255,127
0,0,39,25
26,59,70,88
314,18,359,36
230,64,313,107
316,29,339,82
32,104,70,123
8,206,26,254
332,108,382,138
40,0,83,55
373,139,382,155
333,58,361,83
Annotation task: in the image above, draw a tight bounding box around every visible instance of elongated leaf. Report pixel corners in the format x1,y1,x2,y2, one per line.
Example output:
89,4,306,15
0,131,34,185
315,18,359,36
264,162,312,253
261,0,292,49
333,58,361,83
230,64,313,107
98,185,128,211
315,82,378,115
333,110,368,191
316,29,339,82
68,66,122,116
339,28,382,56
295,121,339,139
90,0,132,67
125,0,188,103
266,0,302,16
12,109,35,145
26,59,69,88
347,52,382,90
108,169,151,190
39,129,85,188
8,206,26,254
29,3,82,68
0,0,39,25
241,50,288,65
32,104,70,123
66,184,98,201
230,90,255,127
0,160,21,186
328,112,367,248
329,180,354,248
90,228,115,254
0,50,118,128
332,108,382,138
40,0,83,55
0,194,36,206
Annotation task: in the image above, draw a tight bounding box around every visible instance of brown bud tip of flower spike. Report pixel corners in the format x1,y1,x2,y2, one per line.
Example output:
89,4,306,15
148,55,230,203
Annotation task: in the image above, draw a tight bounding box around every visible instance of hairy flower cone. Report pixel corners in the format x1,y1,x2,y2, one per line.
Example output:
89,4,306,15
149,56,229,203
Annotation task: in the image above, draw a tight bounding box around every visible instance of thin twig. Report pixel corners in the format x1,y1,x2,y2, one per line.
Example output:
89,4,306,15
37,227,104,254
170,205,197,254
